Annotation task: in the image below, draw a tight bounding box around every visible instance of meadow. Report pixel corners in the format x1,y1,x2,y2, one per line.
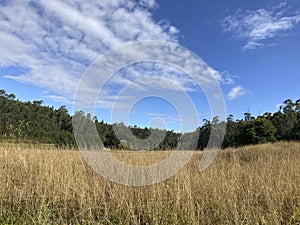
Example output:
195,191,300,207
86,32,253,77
0,142,300,224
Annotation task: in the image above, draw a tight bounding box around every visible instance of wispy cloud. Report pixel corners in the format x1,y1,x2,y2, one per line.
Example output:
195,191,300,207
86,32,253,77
145,111,201,130
0,0,179,99
0,0,232,114
227,86,246,100
276,103,283,110
222,1,300,50
146,112,180,125
43,95,74,104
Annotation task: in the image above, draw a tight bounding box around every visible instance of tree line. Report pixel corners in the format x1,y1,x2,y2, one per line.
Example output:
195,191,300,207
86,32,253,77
1,89,300,149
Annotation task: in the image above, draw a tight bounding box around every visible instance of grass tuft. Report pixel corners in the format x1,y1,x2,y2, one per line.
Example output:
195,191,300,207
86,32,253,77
0,141,299,224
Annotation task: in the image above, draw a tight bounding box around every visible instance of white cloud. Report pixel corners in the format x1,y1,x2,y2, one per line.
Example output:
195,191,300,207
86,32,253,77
43,95,74,104
222,2,300,50
227,86,246,100
146,112,181,126
0,0,230,111
221,71,235,85
145,112,202,130
276,103,283,110
0,0,179,98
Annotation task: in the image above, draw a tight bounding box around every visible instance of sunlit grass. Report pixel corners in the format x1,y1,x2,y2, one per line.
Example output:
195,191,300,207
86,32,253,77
0,142,300,224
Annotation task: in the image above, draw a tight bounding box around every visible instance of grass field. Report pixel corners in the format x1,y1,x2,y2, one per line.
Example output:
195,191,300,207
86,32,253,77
0,142,300,224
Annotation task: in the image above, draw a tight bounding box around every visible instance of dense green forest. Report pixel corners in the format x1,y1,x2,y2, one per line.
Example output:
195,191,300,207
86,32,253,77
1,89,300,149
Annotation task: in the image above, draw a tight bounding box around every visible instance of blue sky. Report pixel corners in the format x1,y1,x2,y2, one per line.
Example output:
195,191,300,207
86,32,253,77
0,0,300,132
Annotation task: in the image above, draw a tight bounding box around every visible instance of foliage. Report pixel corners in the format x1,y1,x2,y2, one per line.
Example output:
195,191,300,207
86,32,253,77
220,99,300,148
1,89,300,149
0,89,75,147
237,118,277,145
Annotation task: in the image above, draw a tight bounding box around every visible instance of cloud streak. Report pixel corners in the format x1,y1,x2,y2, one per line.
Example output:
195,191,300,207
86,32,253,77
0,0,232,115
227,86,246,100
222,2,300,50
0,0,179,99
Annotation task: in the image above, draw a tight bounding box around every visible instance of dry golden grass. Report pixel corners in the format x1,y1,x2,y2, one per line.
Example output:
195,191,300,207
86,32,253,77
110,150,173,166
0,141,300,224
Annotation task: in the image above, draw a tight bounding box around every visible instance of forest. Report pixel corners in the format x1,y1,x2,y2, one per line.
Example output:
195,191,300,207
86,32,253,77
1,89,300,149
